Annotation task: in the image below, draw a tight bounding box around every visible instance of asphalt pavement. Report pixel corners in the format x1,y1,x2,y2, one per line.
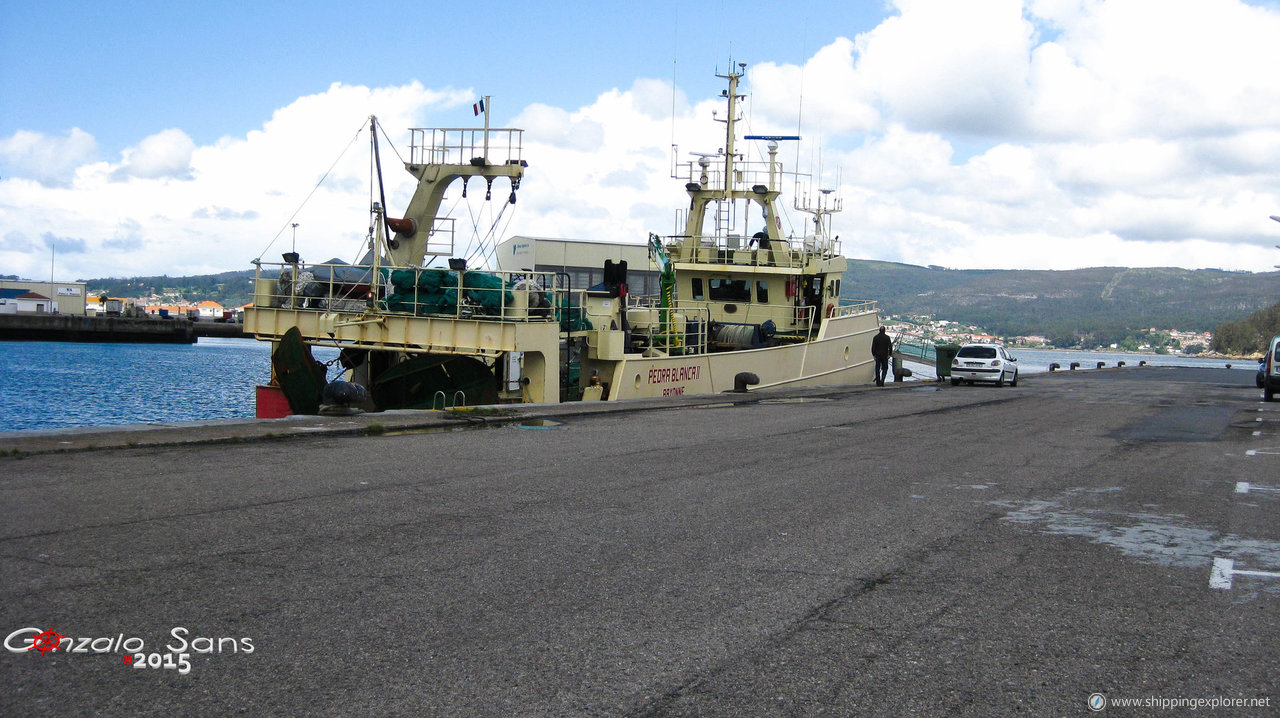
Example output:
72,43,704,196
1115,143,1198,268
2,367,1277,716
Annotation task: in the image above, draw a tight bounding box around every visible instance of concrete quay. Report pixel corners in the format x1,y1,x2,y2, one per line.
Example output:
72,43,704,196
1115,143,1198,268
2,367,1277,716
0,314,196,344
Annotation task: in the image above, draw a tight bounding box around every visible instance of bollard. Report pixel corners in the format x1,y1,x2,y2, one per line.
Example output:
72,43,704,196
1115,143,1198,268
732,372,760,393
1049,362,1060,372
1117,361,1125,368
1139,360,1147,366
1097,361,1106,369
1070,362,1080,370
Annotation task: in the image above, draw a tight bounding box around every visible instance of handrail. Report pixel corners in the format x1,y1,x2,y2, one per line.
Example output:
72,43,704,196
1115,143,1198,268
661,235,843,266
893,331,938,364
250,261,564,323
409,127,523,167
828,300,878,318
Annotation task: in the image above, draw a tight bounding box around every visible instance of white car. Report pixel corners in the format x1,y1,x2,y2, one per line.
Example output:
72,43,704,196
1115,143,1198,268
1264,335,1280,402
950,343,1019,387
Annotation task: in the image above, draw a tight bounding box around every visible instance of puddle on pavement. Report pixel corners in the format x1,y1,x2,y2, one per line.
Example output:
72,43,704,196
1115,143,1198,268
758,397,833,404
374,417,564,436
378,425,473,437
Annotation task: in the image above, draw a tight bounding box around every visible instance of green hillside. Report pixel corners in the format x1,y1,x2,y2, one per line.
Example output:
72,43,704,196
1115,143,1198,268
1212,300,1280,355
843,260,1279,345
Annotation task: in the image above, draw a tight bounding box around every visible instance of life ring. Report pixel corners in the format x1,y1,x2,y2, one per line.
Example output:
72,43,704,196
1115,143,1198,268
825,303,836,318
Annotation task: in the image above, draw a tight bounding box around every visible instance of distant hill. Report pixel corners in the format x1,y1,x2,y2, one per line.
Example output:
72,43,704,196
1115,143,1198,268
83,270,260,308
842,260,1279,345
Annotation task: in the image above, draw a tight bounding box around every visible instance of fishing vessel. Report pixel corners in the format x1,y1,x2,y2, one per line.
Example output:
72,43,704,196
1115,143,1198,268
244,65,880,415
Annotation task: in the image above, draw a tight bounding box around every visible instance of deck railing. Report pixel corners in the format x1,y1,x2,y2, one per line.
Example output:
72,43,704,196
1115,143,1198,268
251,261,564,323
409,127,523,167
661,235,842,268
828,300,878,319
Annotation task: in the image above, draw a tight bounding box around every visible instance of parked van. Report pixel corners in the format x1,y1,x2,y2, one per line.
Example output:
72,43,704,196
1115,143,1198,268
1265,335,1280,401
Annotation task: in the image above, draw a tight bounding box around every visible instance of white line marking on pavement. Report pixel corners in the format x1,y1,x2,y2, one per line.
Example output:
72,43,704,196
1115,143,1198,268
1211,558,1235,589
1234,482,1280,494
1210,557,1280,590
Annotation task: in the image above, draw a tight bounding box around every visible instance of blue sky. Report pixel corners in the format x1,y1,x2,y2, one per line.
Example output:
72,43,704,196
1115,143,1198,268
0,1,890,158
4,0,1280,281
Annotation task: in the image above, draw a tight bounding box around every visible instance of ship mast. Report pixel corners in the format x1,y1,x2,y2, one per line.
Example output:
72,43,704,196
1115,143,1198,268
795,187,842,254
674,62,795,264
721,66,740,216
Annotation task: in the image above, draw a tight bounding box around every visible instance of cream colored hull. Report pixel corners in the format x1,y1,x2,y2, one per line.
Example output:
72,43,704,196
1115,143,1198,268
586,309,880,400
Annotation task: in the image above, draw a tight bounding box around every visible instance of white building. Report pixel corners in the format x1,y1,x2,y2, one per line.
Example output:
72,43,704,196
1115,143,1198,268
495,236,661,296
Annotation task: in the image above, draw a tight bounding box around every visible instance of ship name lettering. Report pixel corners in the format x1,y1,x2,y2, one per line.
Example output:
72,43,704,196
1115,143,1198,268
648,366,700,384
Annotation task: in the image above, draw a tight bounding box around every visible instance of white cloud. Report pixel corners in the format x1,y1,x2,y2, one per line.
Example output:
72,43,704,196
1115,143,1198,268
511,103,604,151
859,0,1036,135
0,128,97,186
112,128,196,180
749,39,880,135
1025,0,1280,139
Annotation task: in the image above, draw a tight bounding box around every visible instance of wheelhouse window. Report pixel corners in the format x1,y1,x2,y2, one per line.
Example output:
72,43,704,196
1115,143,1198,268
691,278,704,300
709,278,750,302
756,280,769,304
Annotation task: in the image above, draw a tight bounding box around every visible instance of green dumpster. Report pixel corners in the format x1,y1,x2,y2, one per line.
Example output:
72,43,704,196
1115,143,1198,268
934,343,961,379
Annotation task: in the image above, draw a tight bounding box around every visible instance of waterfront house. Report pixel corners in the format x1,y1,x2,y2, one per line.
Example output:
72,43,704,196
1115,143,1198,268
13,291,54,314
196,300,224,320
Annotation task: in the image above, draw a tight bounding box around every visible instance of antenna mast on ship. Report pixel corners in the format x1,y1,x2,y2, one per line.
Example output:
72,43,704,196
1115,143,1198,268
795,186,842,253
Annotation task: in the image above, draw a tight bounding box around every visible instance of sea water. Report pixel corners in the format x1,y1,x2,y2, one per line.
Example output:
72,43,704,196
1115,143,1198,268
0,339,1256,433
0,338,337,433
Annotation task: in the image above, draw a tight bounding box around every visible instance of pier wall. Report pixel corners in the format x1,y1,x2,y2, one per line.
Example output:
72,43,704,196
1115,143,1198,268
0,314,197,343
193,321,248,339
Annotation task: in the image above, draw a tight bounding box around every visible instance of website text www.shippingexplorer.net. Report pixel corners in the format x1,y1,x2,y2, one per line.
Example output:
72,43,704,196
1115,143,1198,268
1089,693,1272,712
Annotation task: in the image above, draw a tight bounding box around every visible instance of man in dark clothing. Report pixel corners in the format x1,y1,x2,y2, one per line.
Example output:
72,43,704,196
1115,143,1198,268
871,326,892,386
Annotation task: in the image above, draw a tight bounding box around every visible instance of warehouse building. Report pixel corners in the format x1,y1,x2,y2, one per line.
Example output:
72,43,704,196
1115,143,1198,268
0,280,88,315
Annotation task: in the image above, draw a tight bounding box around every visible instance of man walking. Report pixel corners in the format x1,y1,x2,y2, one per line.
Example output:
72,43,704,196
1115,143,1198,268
871,326,892,387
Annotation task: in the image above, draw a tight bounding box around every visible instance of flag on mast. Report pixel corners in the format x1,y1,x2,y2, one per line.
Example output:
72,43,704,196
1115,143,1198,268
473,98,485,116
